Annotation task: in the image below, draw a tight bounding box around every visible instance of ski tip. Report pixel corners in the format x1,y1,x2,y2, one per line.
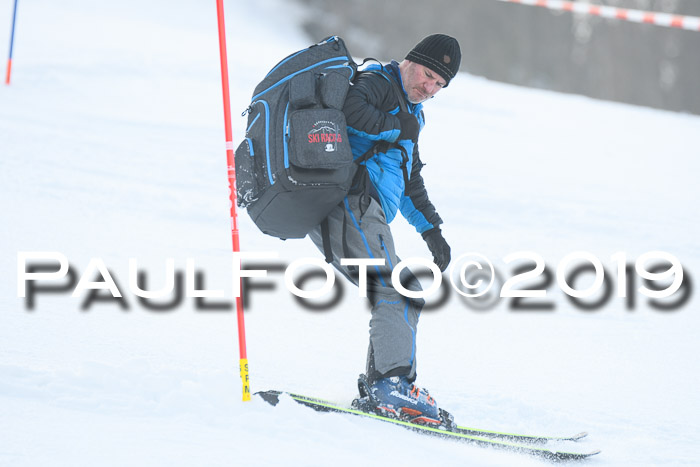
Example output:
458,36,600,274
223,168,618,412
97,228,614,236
554,449,601,461
571,431,588,441
576,449,601,459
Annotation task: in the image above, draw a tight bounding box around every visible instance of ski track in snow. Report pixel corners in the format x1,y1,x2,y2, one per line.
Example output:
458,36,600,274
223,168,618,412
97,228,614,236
1,0,699,465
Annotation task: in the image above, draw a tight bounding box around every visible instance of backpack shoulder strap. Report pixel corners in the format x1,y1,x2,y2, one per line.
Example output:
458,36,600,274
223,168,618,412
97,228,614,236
366,67,408,113
363,68,413,191
352,65,410,166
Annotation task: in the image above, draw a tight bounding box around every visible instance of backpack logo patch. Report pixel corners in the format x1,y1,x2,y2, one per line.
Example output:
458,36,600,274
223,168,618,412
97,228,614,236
307,120,343,152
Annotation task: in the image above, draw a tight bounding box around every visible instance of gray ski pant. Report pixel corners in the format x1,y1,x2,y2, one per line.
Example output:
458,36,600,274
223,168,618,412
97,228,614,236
308,193,425,383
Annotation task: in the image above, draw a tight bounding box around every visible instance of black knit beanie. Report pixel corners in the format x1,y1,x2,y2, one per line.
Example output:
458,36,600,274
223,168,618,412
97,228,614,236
405,34,461,87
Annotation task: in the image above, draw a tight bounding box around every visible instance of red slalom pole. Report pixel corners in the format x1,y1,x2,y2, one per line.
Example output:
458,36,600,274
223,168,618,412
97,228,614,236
5,0,19,85
215,0,250,401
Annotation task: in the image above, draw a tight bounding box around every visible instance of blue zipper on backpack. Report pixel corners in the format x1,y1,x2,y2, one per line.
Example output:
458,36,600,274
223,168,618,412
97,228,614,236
246,113,261,133
266,36,341,78
250,99,274,185
325,63,356,78
283,102,291,169
252,57,351,102
245,137,254,157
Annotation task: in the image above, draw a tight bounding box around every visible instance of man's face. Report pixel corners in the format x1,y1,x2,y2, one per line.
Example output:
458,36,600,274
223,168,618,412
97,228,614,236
400,61,447,104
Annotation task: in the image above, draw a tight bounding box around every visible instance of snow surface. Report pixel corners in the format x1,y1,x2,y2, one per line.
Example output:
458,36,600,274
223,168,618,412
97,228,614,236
1,0,699,465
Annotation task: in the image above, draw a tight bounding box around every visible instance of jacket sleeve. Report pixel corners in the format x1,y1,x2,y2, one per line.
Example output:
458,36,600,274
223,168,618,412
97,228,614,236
343,72,402,143
399,144,444,234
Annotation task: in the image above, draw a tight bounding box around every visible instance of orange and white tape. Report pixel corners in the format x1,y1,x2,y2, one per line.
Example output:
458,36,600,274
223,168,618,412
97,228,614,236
496,0,700,31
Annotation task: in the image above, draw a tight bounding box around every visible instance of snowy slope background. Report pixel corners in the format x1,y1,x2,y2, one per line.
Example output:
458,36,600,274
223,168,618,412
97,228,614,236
1,0,699,466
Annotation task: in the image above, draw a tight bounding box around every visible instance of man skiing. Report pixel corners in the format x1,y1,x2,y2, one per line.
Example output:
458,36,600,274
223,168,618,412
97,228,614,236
308,34,461,425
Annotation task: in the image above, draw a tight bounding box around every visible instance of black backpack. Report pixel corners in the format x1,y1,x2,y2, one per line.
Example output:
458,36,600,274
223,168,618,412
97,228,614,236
235,36,358,240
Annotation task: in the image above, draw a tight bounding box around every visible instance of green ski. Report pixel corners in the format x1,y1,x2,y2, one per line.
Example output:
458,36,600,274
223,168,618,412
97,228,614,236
256,390,600,462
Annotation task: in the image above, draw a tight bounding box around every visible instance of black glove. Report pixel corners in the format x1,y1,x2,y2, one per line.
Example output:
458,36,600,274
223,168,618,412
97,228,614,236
396,111,419,143
422,228,451,272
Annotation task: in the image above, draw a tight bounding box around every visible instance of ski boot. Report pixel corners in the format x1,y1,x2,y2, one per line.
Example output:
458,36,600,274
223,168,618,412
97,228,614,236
352,374,454,429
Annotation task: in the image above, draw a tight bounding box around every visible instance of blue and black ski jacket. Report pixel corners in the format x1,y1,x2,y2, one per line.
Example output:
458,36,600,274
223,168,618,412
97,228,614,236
342,61,442,234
